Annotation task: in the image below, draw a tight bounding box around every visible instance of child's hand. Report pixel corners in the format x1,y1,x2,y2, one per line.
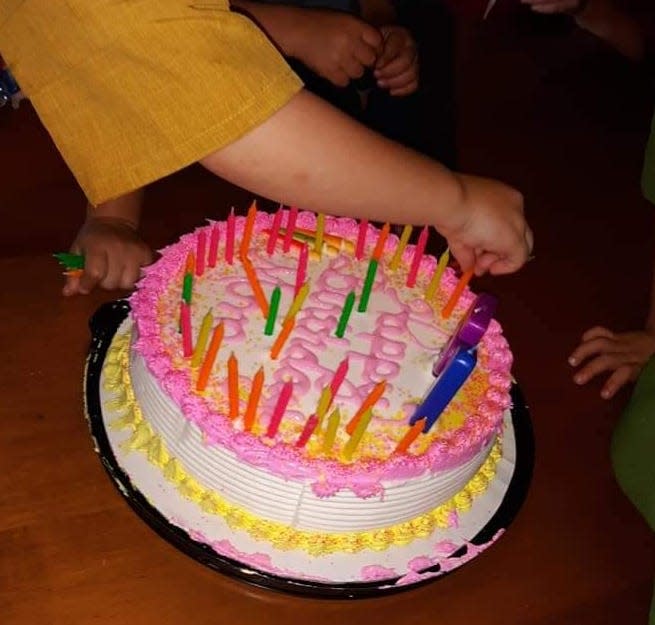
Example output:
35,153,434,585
374,26,419,96
443,174,532,276
62,217,153,296
568,326,655,399
288,9,383,87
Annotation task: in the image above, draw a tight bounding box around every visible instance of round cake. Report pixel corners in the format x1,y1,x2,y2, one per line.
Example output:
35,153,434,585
99,206,517,588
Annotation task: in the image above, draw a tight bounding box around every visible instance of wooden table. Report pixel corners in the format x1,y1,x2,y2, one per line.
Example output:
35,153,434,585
1,253,653,625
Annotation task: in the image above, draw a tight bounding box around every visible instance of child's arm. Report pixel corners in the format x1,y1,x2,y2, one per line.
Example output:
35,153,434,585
230,1,383,87
200,89,532,275
63,188,153,296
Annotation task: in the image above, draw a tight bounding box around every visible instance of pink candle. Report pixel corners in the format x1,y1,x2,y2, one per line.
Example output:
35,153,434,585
295,414,319,448
329,357,349,399
195,230,206,277
208,223,219,268
226,207,235,265
295,243,308,296
355,219,368,260
267,207,283,256
266,380,293,438
180,302,193,357
283,206,299,253
406,226,429,288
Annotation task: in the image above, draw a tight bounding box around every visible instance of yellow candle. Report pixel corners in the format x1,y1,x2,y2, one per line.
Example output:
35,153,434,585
322,408,341,454
315,213,325,256
389,224,413,270
284,282,310,322
191,309,213,368
342,408,373,461
315,386,332,426
425,248,450,300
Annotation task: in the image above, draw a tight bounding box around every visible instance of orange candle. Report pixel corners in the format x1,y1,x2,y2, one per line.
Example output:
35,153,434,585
345,381,386,435
270,317,295,360
241,256,269,318
239,200,258,260
227,352,239,420
394,418,425,454
372,223,390,261
196,322,224,392
441,268,475,319
185,251,196,275
243,367,264,431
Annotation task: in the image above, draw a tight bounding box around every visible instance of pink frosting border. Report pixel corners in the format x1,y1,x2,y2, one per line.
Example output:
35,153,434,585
130,211,513,497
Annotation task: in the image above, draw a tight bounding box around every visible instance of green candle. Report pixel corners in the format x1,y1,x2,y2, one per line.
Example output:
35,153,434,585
335,291,356,338
182,272,193,304
53,252,85,270
357,259,378,313
264,285,282,336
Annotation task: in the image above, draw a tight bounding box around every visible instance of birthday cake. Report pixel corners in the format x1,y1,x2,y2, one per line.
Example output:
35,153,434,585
98,206,517,588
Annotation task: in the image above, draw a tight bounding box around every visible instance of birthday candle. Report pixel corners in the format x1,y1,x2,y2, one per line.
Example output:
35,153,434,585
355,219,368,260
196,230,206,277
314,213,325,256
243,367,264,432
406,226,429,288
394,418,425,455
267,207,283,256
242,256,269,318
196,322,224,391
284,282,309,322
441,268,475,319
227,352,239,420
335,291,356,338
182,273,193,304
425,248,450,301
372,223,390,261
295,244,308,296
342,408,373,461
185,251,196,275
180,302,193,358
191,309,213,367
315,386,332,426
208,223,220,268
389,224,413,270
239,200,257,260
329,357,349,398
322,408,341,454
226,207,235,265
283,206,299,253
295,414,319,448
345,381,386,435
264,285,281,336
357,259,378,313
266,379,293,438
270,317,295,360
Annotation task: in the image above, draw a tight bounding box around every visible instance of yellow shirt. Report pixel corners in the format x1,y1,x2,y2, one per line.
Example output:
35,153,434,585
0,1,302,204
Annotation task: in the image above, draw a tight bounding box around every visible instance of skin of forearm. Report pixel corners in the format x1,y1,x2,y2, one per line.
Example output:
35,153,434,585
200,89,465,231
576,5,645,62
87,188,144,229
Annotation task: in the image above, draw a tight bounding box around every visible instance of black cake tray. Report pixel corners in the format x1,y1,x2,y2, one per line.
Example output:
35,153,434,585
84,300,534,599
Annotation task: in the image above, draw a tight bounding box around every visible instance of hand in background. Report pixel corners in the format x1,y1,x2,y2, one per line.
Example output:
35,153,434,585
569,326,655,399
444,174,532,276
520,0,587,15
62,216,153,295
374,25,419,96
288,9,383,87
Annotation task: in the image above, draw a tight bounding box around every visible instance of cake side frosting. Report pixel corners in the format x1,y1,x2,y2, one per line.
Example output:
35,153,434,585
129,211,513,497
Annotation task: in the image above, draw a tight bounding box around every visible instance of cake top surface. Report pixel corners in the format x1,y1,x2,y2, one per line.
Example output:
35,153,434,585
130,208,512,497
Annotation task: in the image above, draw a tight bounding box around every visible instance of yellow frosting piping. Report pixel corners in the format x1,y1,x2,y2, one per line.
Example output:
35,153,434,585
104,332,502,556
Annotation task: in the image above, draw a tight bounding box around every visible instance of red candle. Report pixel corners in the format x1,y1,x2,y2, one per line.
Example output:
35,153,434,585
267,207,283,256
208,223,219,268
295,243,308,296
226,207,235,265
180,302,193,358
196,230,206,277
355,219,368,260
329,357,349,399
406,226,429,288
283,206,299,253
266,380,293,438
295,414,319,448
239,200,257,260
